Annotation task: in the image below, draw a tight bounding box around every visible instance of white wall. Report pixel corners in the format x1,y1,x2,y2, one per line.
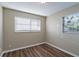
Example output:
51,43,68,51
0,6,3,55
3,8,46,50
46,4,79,56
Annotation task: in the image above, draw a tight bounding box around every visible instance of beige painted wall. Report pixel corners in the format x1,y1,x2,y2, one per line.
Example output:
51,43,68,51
46,4,79,56
0,6,3,54
3,8,46,50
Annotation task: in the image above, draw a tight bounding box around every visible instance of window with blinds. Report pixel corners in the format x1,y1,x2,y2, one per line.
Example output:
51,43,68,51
15,17,41,32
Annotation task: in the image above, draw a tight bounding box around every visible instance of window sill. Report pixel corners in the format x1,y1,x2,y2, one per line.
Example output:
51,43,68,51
15,30,41,33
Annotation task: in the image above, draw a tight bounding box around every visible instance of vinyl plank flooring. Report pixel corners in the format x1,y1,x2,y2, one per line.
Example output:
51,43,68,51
2,43,73,57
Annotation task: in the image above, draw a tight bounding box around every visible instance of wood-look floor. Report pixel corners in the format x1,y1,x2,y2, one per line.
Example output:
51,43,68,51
3,44,73,57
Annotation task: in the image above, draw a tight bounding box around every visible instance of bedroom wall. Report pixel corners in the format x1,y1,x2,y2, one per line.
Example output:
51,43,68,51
0,6,3,55
3,8,46,50
46,3,79,56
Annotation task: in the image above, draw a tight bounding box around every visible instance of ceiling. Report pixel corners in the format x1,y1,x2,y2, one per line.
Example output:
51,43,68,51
0,2,78,16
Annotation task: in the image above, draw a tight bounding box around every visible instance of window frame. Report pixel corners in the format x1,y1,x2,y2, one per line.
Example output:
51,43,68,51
14,17,41,32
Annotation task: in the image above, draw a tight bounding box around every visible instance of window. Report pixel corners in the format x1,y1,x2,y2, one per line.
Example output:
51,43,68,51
63,13,79,33
15,17,41,32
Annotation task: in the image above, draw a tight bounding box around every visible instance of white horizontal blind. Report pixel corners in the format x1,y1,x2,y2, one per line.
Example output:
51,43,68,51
31,19,40,31
15,17,41,32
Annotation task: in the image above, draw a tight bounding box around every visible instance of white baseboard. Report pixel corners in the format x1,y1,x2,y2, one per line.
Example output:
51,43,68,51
1,42,46,57
1,42,78,57
46,42,79,57
0,51,4,57
0,48,2,57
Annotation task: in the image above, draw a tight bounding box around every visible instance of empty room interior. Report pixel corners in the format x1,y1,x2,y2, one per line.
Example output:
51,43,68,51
0,2,79,57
